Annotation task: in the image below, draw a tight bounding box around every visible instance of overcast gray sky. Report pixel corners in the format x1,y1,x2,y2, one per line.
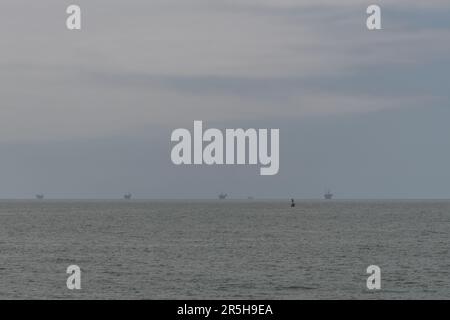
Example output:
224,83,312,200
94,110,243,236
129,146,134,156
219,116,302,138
1,0,450,198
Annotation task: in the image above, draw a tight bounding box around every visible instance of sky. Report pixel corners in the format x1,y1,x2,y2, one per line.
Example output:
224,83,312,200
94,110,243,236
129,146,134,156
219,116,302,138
1,0,450,199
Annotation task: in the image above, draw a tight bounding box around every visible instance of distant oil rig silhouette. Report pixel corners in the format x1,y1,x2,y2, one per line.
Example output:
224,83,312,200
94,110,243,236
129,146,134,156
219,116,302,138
123,193,132,200
324,189,333,200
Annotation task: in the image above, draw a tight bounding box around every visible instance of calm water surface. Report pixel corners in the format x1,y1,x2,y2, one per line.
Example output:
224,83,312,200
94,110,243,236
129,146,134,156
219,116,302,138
0,200,449,299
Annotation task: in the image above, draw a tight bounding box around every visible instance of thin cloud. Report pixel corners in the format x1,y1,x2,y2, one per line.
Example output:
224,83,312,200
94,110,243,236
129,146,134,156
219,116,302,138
0,0,449,142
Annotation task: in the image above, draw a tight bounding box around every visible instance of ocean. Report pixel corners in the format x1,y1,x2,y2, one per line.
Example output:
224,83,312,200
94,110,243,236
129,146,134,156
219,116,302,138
0,200,449,299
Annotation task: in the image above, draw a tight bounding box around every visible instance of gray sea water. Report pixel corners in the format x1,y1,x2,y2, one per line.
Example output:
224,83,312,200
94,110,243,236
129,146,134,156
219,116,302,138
0,200,449,299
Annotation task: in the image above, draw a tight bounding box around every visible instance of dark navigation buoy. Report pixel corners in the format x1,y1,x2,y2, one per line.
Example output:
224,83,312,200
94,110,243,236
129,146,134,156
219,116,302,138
291,198,295,207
